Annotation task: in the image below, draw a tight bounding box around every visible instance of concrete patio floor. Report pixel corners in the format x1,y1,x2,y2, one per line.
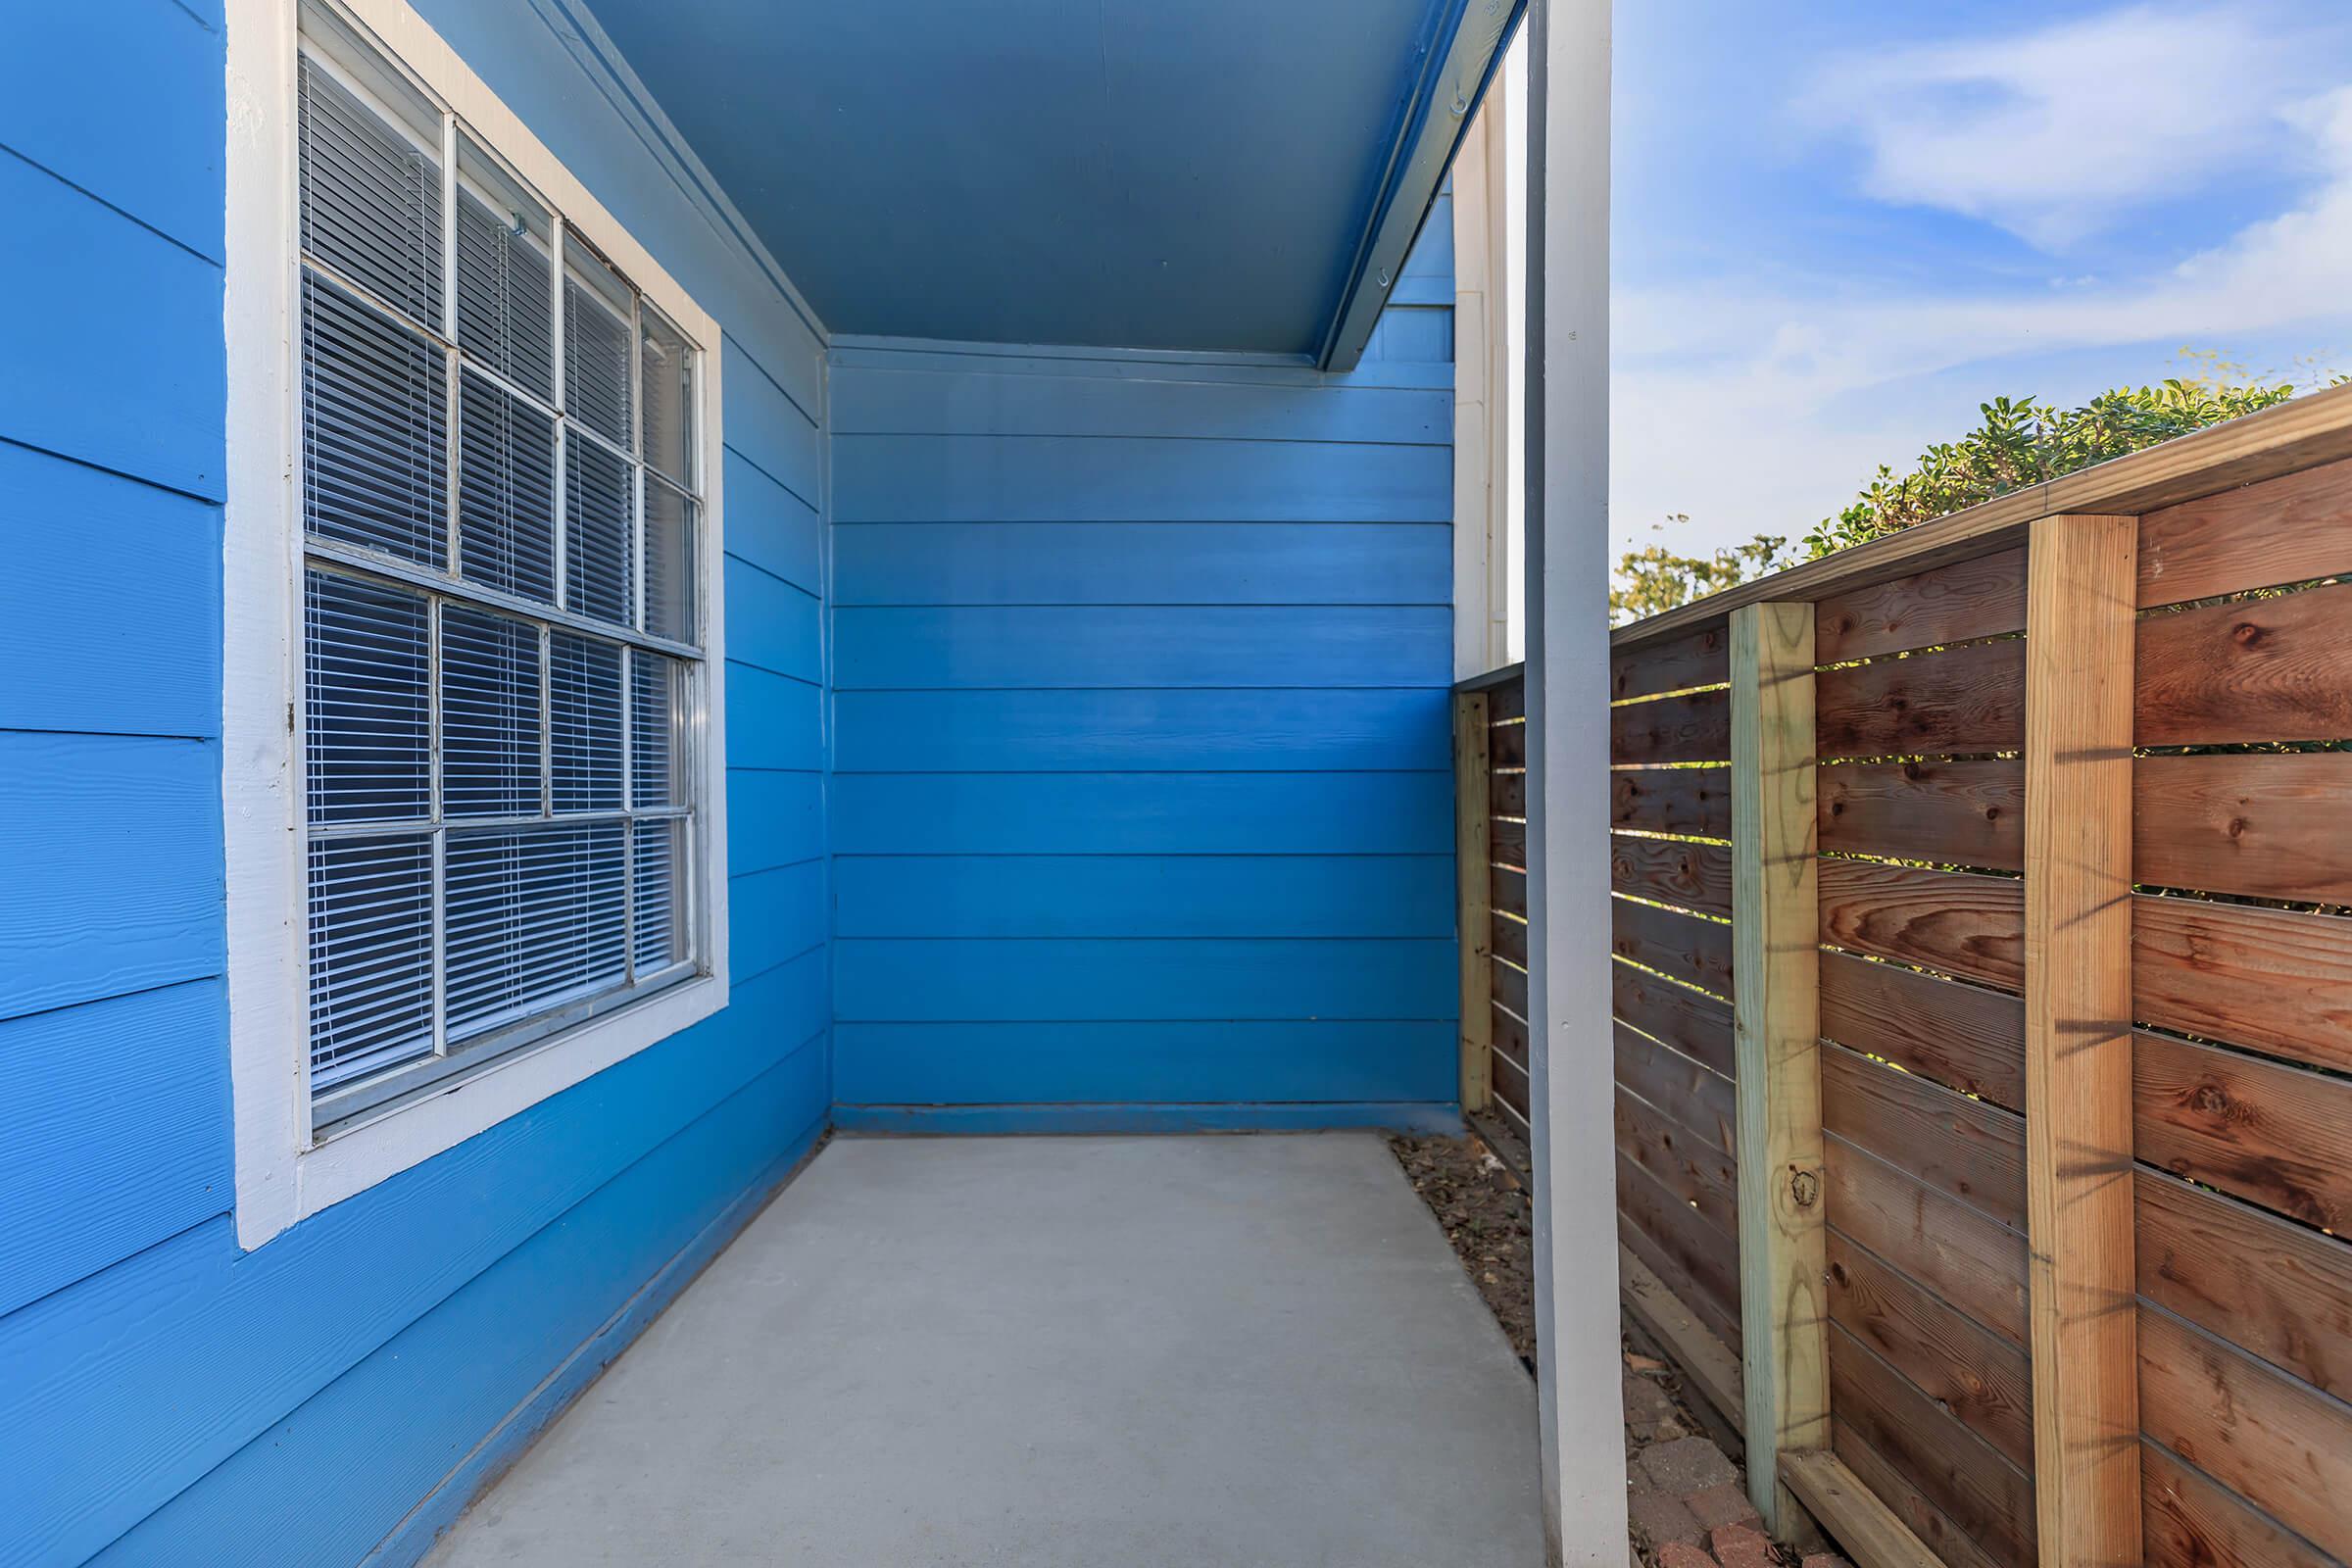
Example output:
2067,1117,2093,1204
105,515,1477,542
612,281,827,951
427,1132,1546,1567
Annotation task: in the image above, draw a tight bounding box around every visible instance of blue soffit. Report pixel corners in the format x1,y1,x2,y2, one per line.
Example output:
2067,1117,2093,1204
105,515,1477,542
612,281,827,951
575,0,1521,367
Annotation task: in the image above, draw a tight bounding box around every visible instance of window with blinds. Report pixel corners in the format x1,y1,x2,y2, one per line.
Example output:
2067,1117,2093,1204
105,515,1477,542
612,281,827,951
295,13,705,1128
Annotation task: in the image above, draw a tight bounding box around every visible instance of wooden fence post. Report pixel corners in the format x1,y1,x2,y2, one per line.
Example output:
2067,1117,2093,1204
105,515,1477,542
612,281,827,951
1730,601,1828,1537
1456,690,1494,1115
2024,514,2142,1568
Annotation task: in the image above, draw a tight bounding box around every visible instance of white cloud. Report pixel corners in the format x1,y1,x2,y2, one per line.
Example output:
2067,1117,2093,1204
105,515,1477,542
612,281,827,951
1804,4,2326,249
1614,73,2352,557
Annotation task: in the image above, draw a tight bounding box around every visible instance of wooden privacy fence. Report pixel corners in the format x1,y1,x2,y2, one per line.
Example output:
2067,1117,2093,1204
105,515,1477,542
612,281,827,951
1451,382,2352,1568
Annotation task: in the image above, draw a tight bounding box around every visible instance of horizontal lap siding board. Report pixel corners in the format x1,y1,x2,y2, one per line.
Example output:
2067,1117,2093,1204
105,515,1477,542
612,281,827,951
829,324,1455,1119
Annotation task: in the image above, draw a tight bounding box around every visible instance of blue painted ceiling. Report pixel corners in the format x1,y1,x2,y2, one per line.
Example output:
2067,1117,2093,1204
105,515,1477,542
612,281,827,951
583,0,1461,356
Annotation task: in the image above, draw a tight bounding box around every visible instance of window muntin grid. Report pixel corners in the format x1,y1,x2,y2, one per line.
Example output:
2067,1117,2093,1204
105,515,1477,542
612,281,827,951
295,19,705,1126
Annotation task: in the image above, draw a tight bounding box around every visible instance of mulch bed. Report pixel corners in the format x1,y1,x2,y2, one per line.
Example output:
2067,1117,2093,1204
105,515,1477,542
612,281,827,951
1387,1130,1538,1367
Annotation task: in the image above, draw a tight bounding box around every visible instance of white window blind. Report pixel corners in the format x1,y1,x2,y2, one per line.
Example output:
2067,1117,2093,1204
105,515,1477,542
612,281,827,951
294,21,705,1126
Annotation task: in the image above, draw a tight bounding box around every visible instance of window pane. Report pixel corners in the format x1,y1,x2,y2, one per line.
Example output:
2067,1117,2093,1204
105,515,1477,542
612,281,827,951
642,480,696,643
631,653,683,808
308,832,435,1090
305,569,430,823
441,606,542,817
457,370,557,601
303,271,449,565
454,141,554,399
298,53,443,328
551,632,623,811
564,436,632,624
564,257,633,449
632,817,685,973
640,309,692,486
445,823,626,1041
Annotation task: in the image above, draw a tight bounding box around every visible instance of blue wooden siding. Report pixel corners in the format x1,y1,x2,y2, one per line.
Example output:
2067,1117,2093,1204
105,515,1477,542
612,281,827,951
0,2,832,1562
827,252,1458,1124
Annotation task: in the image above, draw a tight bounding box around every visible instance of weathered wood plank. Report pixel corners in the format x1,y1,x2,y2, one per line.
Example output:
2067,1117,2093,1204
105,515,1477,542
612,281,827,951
1613,621,1732,702
2134,1167,2352,1401
1816,639,2026,760
1625,1205,1743,1353
1815,547,2029,662
2138,1303,2352,1562
1617,1022,1738,1158
1487,671,1526,721
2132,753,2352,903
1493,864,1526,917
1818,760,2025,872
1492,814,1528,869
1613,687,1734,765
1779,1446,1952,1568
2140,1440,2334,1568
2132,895,2352,1076
1613,961,1737,1080
1611,833,1734,918
1490,765,1525,817
1818,860,2024,993
1825,1136,2029,1347
1492,956,1528,1020
2136,578,2352,745
1833,1420,2009,1568
1612,764,1733,841
1492,1000,1529,1067
1490,717,1527,768
1818,950,2027,1113
1824,1045,2026,1225
1456,692,1494,1116
1830,1323,2038,1568
2024,512,2143,1568
2135,454,2352,609
1827,1230,2034,1470
1732,599,1831,1537
1490,909,1528,969
1620,1151,1744,1336
1493,1043,1531,1119
1620,1241,1744,1433
1618,1085,1740,1236
1613,897,1735,999
2133,1030,2352,1234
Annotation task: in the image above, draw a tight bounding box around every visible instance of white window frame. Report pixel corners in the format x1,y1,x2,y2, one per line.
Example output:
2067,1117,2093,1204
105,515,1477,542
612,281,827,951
224,0,730,1249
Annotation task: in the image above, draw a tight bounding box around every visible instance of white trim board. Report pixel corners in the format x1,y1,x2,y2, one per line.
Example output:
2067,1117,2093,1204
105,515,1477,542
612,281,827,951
223,0,731,1250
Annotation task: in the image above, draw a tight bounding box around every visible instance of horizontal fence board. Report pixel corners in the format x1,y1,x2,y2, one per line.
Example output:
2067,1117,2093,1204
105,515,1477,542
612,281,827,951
1490,767,1525,817
2133,753,2352,903
1616,1023,1737,1157
2141,1440,2334,1568
1619,1150,1742,1337
1491,815,1527,870
2136,578,2352,746
1616,1085,1739,1236
1824,1045,2026,1225
1492,956,1529,1021
2138,1303,2352,1562
1816,638,2027,759
1612,897,1735,999
1611,687,1733,766
1492,1000,1529,1068
1491,719,1527,769
1819,760,2025,871
1834,1418,2008,1568
1490,909,1528,969
2133,1030,2352,1234
2136,456,2352,609
1612,622,1730,702
2133,895,2352,1076
1624,1205,1741,1354
1493,865,1526,917
1488,674,1526,722
1609,834,1734,919
1494,1044,1531,1120
1819,860,2025,993
2134,1167,2352,1401
1826,1136,2029,1347
1828,1229,2034,1471
1816,547,2028,662
1830,1323,2037,1568
1612,962,1737,1080
1819,950,2027,1113
1611,764,1732,841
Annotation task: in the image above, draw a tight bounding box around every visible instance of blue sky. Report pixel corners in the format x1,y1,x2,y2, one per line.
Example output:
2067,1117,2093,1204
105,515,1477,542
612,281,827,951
1609,0,2352,559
